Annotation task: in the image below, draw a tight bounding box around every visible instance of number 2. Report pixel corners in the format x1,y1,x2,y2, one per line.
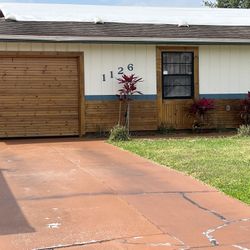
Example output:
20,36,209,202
118,67,124,75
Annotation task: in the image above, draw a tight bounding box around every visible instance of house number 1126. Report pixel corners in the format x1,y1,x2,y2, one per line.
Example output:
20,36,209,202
102,64,134,82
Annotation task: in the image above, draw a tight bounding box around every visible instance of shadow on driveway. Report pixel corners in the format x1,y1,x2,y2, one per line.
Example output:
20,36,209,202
0,169,35,235
1,136,104,146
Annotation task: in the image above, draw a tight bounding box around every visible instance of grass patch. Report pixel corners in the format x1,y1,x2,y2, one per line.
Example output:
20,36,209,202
112,136,250,204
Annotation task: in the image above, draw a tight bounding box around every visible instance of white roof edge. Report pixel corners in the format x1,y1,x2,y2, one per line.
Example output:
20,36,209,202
1,35,250,44
1,3,250,26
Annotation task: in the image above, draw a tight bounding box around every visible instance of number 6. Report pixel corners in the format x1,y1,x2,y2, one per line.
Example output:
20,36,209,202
127,64,134,71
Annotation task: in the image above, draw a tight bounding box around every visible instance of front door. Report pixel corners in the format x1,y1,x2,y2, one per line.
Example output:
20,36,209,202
157,47,199,129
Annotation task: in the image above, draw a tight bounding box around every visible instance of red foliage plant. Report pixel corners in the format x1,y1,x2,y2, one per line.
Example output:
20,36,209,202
117,74,143,101
189,98,215,116
240,91,250,125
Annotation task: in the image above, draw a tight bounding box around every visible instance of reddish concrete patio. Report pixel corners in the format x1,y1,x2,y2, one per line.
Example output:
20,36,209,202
0,138,249,250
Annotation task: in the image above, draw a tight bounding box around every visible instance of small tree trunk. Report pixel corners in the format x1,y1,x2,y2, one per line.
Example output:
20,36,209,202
200,113,204,125
118,100,122,126
127,101,130,132
124,100,128,128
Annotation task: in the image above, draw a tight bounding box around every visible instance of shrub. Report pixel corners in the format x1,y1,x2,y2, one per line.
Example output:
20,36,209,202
157,123,175,134
188,98,215,129
237,125,250,137
189,98,215,117
240,91,250,125
109,125,130,142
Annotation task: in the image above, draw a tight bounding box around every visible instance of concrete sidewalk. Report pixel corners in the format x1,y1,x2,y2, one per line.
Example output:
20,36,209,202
0,138,249,250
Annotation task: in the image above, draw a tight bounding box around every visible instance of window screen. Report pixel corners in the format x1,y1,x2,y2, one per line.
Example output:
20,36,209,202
162,52,194,99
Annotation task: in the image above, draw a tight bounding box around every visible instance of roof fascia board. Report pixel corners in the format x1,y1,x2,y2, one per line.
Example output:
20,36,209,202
1,35,250,44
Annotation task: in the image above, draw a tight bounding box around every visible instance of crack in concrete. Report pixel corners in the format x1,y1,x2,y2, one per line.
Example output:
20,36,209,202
233,244,250,250
49,146,190,249
120,238,172,247
203,218,250,249
17,190,217,201
34,233,181,250
181,193,250,249
48,146,249,250
116,193,188,248
123,241,173,247
186,241,250,249
181,193,228,222
181,193,225,247
116,196,190,250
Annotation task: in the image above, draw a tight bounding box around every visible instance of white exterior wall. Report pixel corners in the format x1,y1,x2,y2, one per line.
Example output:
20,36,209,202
0,42,157,97
85,44,156,96
1,42,250,98
199,45,250,95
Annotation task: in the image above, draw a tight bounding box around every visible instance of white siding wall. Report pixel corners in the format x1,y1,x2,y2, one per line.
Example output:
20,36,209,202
85,44,157,96
199,45,250,95
2,42,250,97
0,42,157,97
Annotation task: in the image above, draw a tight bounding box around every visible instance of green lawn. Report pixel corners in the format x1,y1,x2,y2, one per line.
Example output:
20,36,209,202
112,136,250,204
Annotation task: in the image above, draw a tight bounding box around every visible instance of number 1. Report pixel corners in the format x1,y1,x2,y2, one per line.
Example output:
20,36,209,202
102,74,106,82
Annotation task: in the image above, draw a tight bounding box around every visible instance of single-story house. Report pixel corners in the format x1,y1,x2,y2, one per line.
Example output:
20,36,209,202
0,3,249,137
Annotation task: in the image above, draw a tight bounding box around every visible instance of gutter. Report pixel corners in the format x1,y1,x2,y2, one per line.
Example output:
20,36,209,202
1,35,250,45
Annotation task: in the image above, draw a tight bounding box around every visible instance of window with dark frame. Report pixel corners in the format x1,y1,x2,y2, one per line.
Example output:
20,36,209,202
162,52,194,99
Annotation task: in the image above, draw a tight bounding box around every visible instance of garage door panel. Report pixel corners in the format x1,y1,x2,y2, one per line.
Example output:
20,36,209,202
0,57,77,62
0,107,78,111
0,116,79,121
0,85,79,90
0,122,79,128
0,76,79,81
0,71,78,77
0,65,77,70
0,130,79,138
0,110,78,116
0,89,78,95
0,97,78,103
0,80,79,86
0,56,80,138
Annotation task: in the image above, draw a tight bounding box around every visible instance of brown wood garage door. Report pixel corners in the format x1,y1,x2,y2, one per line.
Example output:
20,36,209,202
0,55,80,138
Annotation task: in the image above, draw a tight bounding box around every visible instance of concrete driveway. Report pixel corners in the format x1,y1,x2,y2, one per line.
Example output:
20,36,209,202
0,139,249,250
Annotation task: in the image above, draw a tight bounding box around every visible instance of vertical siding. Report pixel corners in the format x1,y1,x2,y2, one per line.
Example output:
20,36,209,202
0,42,246,131
18,43,32,51
84,44,157,96
1,42,250,97
199,45,250,95
0,42,157,97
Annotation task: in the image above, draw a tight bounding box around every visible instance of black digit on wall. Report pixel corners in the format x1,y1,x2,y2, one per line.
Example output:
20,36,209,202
127,64,134,71
102,74,106,82
118,67,124,75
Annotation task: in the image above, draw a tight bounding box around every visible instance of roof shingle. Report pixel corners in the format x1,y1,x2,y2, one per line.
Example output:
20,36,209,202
0,20,250,42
